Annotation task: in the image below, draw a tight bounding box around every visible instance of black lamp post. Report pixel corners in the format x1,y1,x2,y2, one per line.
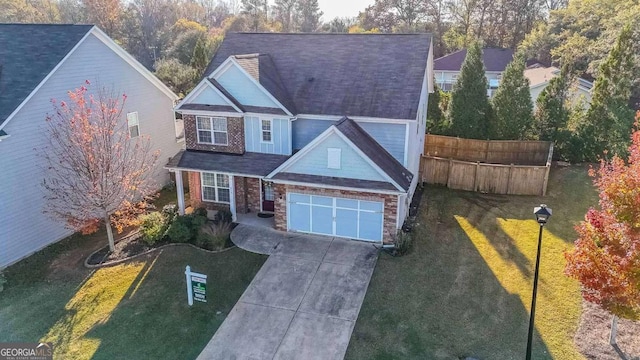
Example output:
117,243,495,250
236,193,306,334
526,204,552,360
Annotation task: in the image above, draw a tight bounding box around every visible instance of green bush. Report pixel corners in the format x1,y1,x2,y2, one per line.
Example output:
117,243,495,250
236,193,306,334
166,213,208,243
0,272,6,293
393,230,413,256
139,212,168,245
193,207,208,218
214,208,233,224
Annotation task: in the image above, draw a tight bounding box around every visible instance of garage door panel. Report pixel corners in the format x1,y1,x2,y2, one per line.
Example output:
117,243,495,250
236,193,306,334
311,195,333,206
336,198,358,209
289,202,311,232
335,209,358,238
289,193,310,204
360,200,383,212
311,206,333,235
358,211,383,241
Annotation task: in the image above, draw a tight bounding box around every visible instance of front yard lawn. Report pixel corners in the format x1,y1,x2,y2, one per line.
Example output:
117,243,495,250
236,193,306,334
0,226,265,359
346,165,596,360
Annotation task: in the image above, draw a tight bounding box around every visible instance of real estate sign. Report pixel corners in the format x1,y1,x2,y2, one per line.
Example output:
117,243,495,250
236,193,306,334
185,266,207,306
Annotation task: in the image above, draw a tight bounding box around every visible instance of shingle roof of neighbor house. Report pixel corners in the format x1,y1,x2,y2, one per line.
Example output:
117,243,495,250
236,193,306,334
335,117,413,191
0,24,93,126
166,150,290,177
434,48,514,72
204,32,432,120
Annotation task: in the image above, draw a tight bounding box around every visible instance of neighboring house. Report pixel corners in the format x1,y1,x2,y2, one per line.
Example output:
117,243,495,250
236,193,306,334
434,48,513,96
167,33,434,244
524,65,593,108
0,24,181,268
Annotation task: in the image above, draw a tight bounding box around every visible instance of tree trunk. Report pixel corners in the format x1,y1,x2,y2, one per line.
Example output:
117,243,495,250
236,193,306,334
105,213,115,253
609,315,618,345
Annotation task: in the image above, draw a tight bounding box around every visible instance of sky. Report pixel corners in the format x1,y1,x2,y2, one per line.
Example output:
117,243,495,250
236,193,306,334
318,0,374,21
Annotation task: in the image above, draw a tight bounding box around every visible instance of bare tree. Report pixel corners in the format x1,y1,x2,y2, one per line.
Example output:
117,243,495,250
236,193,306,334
40,82,159,252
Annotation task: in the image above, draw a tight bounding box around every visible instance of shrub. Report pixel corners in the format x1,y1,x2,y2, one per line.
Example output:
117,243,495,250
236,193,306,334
139,212,168,245
166,213,208,243
197,221,232,250
214,208,233,224
0,272,6,293
193,206,208,218
393,230,413,256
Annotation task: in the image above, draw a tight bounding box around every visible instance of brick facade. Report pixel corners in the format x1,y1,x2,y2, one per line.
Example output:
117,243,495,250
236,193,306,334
183,114,245,154
273,183,399,243
234,176,262,214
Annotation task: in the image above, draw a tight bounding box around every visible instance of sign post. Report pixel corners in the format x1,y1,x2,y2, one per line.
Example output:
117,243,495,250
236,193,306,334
185,265,207,306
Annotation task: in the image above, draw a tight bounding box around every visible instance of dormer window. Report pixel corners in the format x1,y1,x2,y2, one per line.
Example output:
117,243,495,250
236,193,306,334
261,119,272,143
197,116,228,145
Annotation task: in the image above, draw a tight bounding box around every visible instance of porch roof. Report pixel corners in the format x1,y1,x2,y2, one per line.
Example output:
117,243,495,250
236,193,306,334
166,150,290,177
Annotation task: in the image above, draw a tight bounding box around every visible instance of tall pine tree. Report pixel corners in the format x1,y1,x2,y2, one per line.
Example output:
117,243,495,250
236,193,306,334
426,84,448,134
449,42,491,139
296,0,323,32
490,54,533,139
580,24,636,160
533,68,570,142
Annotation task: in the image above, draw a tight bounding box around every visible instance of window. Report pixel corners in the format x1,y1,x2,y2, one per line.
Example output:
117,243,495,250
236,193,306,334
196,116,228,145
201,172,230,203
127,112,139,138
261,119,272,143
327,148,341,169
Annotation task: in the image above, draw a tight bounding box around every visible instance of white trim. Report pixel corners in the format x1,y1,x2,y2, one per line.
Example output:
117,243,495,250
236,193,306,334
295,114,414,124
178,110,242,118
175,170,185,215
229,175,237,221
127,111,140,138
163,165,264,179
265,125,405,192
288,118,293,155
0,29,93,131
396,194,403,230
260,118,274,144
200,172,231,204
270,178,404,195
403,123,410,167
1,27,178,131
175,78,243,113
90,27,178,101
211,56,293,116
196,116,228,145
0,134,11,142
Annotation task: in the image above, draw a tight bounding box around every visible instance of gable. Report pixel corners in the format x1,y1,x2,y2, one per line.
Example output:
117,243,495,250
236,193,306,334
215,63,281,109
282,132,387,182
192,85,231,106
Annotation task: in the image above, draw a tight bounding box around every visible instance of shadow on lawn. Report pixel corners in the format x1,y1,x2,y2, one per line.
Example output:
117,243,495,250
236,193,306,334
347,193,552,359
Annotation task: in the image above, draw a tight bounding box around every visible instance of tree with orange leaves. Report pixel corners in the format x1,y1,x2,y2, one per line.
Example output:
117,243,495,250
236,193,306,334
40,81,159,252
565,111,640,344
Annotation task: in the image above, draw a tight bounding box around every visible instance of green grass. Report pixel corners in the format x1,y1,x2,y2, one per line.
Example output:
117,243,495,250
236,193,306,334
346,165,596,360
0,226,265,359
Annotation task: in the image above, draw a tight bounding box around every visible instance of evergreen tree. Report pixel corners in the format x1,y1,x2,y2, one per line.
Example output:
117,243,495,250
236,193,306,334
426,84,448,134
296,0,323,32
490,54,533,139
448,42,491,139
580,24,637,160
190,36,210,74
533,68,570,142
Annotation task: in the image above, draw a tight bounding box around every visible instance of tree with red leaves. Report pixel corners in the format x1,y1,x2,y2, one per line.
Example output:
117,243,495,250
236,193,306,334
40,82,159,252
565,112,640,344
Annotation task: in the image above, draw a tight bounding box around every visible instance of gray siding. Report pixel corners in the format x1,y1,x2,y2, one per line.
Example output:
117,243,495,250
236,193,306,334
0,33,181,268
286,132,386,182
292,118,406,165
244,116,291,155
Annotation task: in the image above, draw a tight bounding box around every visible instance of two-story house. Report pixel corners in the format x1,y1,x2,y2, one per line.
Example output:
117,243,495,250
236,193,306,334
0,24,181,268
167,33,434,244
434,47,513,97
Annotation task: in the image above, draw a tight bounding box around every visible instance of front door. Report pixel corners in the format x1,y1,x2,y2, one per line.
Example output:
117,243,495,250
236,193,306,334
262,181,275,212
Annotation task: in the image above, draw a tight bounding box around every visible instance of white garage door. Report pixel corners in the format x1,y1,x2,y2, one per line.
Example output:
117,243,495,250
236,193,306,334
287,193,384,242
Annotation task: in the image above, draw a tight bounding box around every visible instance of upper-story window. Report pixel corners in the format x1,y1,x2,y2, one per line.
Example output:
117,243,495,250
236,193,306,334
261,119,272,143
197,116,228,145
127,112,139,138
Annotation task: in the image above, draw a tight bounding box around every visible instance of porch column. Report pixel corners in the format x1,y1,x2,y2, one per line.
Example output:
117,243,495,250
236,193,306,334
175,170,185,215
229,175,237,222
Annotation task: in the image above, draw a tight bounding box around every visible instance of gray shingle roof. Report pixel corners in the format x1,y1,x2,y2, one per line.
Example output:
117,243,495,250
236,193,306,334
434,48,514,72
180,103,239,112
335,117,413,191
0,24,93,126
204,33,432,120
166,150,290,177
272,172,398,192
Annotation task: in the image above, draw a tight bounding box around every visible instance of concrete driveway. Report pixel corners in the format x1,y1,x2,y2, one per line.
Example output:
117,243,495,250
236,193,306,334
197,225,378,360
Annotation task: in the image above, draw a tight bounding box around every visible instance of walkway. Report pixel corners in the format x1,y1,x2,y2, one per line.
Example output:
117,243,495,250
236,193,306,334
197,224,379,360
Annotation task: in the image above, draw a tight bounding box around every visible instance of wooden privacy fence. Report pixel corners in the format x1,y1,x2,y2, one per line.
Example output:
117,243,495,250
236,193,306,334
420,135,554,196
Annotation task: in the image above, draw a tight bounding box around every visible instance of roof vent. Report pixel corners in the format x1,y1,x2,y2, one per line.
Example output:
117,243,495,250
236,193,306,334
308,77,315,82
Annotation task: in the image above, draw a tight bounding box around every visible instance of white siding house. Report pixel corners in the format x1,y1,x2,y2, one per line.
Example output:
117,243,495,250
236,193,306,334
0,25,181,268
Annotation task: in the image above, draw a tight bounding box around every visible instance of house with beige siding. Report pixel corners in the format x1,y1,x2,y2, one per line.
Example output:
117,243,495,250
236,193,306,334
524,66,593,108
168,33,434,244
0,24,181,268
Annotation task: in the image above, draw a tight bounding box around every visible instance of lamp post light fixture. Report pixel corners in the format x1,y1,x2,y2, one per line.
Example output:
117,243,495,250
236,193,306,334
526,204,552,360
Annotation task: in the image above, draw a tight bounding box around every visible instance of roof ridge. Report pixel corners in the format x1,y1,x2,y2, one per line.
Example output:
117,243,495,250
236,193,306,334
229,32,432,36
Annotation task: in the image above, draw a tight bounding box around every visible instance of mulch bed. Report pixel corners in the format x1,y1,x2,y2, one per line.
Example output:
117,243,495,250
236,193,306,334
575,300,640,359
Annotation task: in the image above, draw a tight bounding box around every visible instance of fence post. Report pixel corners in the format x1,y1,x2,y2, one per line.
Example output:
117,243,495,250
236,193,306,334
473,161,480,191
506,164,514,195
541,143,554,196
455,137,461,158
447,158,453,188
484,140,490,162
